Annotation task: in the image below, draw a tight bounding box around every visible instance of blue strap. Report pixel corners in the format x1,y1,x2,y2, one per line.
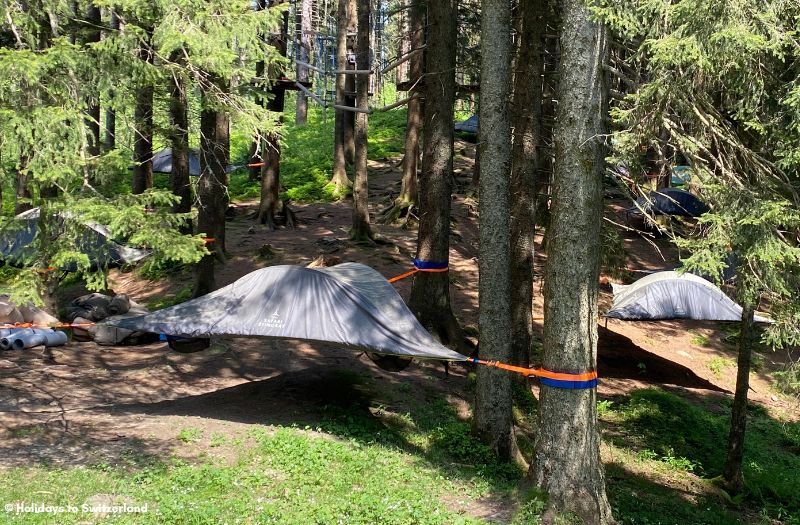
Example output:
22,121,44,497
540,377,599,390
413,258,448,270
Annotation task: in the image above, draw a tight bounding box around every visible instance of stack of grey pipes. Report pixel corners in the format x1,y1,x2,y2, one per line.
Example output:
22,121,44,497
0,327,68,350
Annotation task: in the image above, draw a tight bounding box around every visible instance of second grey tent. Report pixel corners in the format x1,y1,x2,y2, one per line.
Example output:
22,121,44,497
0,208,150,270
104,263,468,361
607,271,770,322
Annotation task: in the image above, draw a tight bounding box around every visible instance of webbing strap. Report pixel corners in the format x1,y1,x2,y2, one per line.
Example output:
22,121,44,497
468,358,598,389
0,322,95,330
387,259,449,283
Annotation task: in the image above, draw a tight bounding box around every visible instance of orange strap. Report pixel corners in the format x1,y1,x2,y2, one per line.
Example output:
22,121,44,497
0,322,96,330
387,263,449,283
247,162,265,167
468,358,598,381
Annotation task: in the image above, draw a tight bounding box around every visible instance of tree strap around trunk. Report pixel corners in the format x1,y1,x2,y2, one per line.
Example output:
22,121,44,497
387,259,449,283
468,358,598,389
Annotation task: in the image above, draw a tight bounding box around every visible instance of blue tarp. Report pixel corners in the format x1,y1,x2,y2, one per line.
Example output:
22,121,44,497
631,188,709,218
454,115,478,134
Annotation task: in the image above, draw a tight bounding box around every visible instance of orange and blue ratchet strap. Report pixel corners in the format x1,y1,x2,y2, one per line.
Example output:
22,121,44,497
467,358,598,390
388,258,448,283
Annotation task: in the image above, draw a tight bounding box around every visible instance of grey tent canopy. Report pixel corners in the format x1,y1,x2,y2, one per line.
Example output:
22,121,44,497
454,115,478,134
104,263,468,361
629,188,709,218
607,271,770,322
139,148,241,176
0,208,150,271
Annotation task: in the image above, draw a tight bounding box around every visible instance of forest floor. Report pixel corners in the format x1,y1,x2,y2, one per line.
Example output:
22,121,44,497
0,139,798,524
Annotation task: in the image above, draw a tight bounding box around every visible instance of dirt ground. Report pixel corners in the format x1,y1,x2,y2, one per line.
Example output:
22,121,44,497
0,142,797,520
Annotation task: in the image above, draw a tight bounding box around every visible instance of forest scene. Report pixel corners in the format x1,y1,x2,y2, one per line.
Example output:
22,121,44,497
0,0,799,524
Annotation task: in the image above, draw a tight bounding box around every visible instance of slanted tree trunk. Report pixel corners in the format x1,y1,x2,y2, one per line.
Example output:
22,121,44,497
723,300,756,493
15,154,33,215
510,0,546,369
194,75,229,298
350,0,372,241
383,0,424,224
104,9,119,151
249,0,267,182
526,0,614,522
132,26,154,194
169,64,192,225
295,0,313,124
331,0,352,192
473,0,515,462
407,0,466,350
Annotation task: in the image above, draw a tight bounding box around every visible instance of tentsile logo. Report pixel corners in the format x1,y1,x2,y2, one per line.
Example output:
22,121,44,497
258,310,284,329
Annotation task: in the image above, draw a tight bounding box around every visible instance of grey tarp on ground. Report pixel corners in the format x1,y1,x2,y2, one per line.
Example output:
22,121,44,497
607,271,770,322
104,263,468,361
0,208,151,270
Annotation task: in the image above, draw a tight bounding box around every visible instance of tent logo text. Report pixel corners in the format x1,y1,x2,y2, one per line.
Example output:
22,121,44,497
258,310,284,329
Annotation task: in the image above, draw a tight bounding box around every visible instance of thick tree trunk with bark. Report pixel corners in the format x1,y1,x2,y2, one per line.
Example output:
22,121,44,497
473,0,515,462
350,0,372,241
510,0,546,368
132,27,154,195
295,0,312,124
343,0,356,165
258,6,295,229
194,76,230,298
723,301,756,493
169,66,191,223
331,0,351,192
407,0,465,350
384,0,424,224
526,0,614,522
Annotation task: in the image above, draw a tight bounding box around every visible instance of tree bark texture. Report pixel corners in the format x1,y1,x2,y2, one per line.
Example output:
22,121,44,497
343,0,357,165
407,0,464,348
391,0,424,218
723,301,756,493
194,76,230,298
473,0,514,462
350,0,372,240
510,0,546,369
132,26,154,195
527,0,614,522
169,67,192,221
258,4,287,228
331,0,351,191
295,0,313,124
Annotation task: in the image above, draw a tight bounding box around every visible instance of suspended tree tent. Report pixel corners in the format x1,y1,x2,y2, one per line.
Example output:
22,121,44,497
454,114,478,134
138,148,241,176
0,208,150,270
629,188,709,218
104,263,468,361
607,271,770,322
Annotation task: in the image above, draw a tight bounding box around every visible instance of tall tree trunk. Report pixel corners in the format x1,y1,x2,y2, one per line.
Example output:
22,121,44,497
132,27,154,194
343,0,357,165
526,0,614,522
473,0,515,462
350,0,372,241
295,0,313,124
249,0,267,181
510,0,546,369
169,65,192,223
384,0,423,223
723,300,756,493
331,0,351,192
15,153,33,215
85,2,101,159
407,0,465,350
258,4,288,228
194,76,230,298
104,9,119,151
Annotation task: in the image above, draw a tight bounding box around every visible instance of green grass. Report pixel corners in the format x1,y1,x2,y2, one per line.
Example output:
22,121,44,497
2,371,797,524
708,356,736,378
690,331,711,346
600,388,800,524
